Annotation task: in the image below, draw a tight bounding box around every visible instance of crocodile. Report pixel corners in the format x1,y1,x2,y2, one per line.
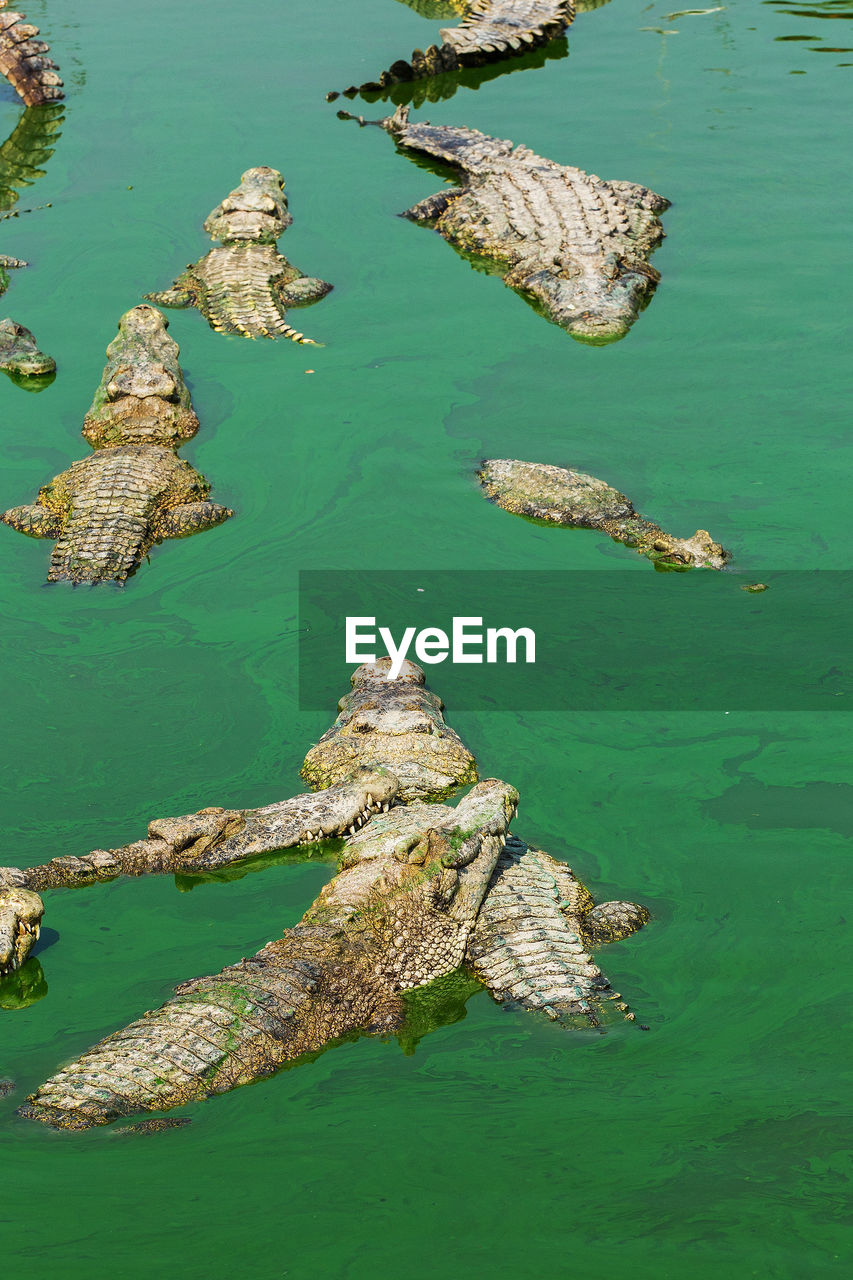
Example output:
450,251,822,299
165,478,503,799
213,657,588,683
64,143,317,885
302,656,478,800
0,2,63,105
334,1,574,99
20,779,520,1129
6,661,649,1129
6,767,400,892
479,458,729,568
146,167,332,343
1,101,64,212
353,106,669,343
0,305,232,582
0,886,42,976
0,316,54,382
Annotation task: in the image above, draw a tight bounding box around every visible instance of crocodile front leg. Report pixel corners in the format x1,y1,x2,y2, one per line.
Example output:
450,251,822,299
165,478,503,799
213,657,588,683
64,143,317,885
1,501,64,538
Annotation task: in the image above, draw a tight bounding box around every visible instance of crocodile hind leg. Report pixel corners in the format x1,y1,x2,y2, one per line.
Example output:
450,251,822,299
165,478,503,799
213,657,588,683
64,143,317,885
154,501,233,539
579,901,650,946
403,188,465,223
144,273,198,310
1,501,63,538
276,275,333,306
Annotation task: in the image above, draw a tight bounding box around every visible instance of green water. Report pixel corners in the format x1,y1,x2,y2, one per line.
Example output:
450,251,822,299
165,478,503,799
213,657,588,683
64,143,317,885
1,1,850,1274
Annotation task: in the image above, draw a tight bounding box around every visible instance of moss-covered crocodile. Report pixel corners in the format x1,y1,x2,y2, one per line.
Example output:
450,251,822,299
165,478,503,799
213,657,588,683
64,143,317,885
1,661,649,1129
1,305,232,583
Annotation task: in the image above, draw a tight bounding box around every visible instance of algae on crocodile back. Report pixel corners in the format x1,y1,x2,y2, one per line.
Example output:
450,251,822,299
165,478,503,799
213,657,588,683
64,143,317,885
477,458,730,569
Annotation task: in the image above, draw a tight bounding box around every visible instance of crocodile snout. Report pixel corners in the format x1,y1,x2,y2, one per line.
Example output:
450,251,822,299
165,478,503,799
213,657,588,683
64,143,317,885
106,363,178,402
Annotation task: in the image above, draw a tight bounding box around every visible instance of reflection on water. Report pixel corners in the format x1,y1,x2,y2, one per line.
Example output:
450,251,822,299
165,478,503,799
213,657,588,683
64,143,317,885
357,38,568,106
0,957,47,1010
768,0,853,62
0,103,64,212
396,966,483,1055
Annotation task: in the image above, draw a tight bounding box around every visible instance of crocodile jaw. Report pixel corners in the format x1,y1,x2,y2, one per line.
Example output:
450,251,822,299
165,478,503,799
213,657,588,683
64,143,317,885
0,889,44,976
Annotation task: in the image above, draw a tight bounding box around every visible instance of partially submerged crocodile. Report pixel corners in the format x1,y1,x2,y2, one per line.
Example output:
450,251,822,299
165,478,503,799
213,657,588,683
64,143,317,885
1,305,232,582
0,316,54,382
302,656,478,800
146,167,332,343
2,661,649,1129
353,106,669,343
334,1,574,99
479,458,730,568
0,2,63,106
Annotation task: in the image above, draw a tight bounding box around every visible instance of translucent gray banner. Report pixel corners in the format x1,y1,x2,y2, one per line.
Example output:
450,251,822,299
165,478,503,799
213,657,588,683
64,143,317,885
298,570,851,711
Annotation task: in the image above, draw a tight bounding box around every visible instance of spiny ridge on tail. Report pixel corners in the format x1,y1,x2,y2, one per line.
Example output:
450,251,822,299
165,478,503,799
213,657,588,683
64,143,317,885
469,836,636,1025
335,0,574,97
0,2,64,107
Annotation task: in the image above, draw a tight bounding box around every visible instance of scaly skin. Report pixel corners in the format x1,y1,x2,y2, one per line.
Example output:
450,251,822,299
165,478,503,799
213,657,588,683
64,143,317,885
469,837,647,1024
1,305,232,583
0,316,54,377
0,2,63,106
478,458,730,569
301,656,478,800
4,767,400,891
371,107,669,343
146,167,332,343
337,0,574,97
0,101,64,211
8,663,649,1129
20,779,518,1129
0,886,43,976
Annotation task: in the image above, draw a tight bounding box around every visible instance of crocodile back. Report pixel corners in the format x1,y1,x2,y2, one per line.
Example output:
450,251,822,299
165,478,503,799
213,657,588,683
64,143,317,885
47,448,206,584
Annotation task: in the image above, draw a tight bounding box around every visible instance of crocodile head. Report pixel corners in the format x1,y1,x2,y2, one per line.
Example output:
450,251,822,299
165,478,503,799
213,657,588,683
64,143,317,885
302,658,478,801
0,318,56,378
82,306,200,447
203,167,292,245
645,529,731,571
0,888,44,977
531,258,656,345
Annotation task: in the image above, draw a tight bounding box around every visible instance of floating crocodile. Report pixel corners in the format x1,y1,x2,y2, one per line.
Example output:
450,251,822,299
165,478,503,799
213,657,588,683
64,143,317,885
478,458,730,568
146,167,332,343
0,305,232,583
1,660,649,1129
0,316,54,382
349,106,669,343
301,656,478,800
1,101,63,212
0,2,63,106
334,1,574,99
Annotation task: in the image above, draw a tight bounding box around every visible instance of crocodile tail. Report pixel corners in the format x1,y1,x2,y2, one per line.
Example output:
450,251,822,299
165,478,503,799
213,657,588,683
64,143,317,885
0,2,64,107
334,0,574,97
19,927,379,1129
280,323,322,346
